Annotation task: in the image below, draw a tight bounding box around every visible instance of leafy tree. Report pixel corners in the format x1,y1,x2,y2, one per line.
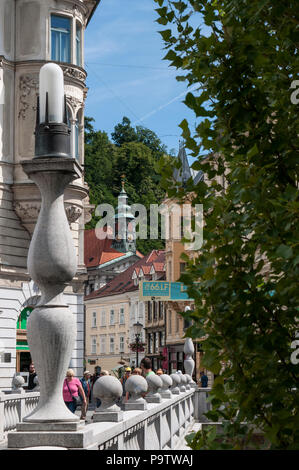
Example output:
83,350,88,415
154,0,299,449
84,117,165,252
111,116,168,160
84,119,117,229
111,116,137,146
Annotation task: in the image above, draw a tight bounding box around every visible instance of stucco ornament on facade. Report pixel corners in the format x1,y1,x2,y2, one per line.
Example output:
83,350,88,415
14,201,83,229
18,75,38,119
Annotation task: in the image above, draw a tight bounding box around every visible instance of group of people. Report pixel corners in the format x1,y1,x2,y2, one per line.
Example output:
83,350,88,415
62,357,208,420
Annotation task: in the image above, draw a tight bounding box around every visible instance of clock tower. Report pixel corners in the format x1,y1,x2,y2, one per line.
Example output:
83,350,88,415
112,177,136,254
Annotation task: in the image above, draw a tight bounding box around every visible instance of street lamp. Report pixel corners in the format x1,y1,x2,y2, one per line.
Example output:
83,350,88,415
133,321,143,367
20,63,82,423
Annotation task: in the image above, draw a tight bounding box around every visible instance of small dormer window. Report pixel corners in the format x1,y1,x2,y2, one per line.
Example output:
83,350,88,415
51,15,71,63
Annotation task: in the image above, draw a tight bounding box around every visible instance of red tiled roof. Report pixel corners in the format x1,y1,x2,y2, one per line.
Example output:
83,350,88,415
84,229,143,268
85,249,165,300
153,262,165,272
141,266,151,275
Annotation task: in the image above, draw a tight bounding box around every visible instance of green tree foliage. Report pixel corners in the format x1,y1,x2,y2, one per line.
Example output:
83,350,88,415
154,0,299,449
84,117,165,253
84,122,117,221
112,116,168,161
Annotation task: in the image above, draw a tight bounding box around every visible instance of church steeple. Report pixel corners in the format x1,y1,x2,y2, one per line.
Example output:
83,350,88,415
173,141,192,185
111,177,136,254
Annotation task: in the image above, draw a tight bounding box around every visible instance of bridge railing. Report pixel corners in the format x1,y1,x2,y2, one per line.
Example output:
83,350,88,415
0,388,212,449
0,390,40,441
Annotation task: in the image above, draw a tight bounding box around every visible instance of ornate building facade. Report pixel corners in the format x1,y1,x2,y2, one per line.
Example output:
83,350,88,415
0,0,100,389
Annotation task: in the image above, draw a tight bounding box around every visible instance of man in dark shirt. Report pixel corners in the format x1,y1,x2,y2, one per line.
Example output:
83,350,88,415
27,363,37,390
200,371,208,388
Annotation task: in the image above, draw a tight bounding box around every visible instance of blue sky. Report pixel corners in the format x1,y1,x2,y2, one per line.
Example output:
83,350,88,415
84,0,198,156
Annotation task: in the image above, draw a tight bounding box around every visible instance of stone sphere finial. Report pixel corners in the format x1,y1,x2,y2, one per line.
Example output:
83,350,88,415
170,373,180,394
160,374,172,390
179,374,187,392
12,374,25,392
145,374,163,403
93,376,122,407
124,375,148,410
160,374,173,399
92,376,123,422
184,374,192,390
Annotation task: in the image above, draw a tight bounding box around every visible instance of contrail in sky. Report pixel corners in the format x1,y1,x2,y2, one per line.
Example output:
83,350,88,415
132,84,199,126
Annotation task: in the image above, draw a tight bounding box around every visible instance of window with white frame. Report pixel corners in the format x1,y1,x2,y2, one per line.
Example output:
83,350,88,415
100,336,106,354
119,336,125,353
92,311,97,328
100,311,106,327
51,15,71,63
119,308,125,325
110,310,115,325
91,336,97,354
110,336,115,353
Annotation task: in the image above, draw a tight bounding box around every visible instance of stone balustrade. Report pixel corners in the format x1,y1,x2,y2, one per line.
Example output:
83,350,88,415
0,390,40,441
1,377,212,449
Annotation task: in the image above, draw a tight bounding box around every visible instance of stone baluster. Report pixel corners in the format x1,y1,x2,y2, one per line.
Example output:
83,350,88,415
170,373,180,395
145,374,163,403
124,375,148,411
160,374,173,399
92,376,123,422
178,372,187,392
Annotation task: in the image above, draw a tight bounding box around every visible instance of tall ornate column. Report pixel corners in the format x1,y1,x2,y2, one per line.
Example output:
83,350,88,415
9,64,82,434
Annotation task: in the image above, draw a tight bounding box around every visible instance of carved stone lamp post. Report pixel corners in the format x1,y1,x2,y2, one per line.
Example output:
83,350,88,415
132,321,143,367
17,64,82,423
184,337,197,389
183,306,197,388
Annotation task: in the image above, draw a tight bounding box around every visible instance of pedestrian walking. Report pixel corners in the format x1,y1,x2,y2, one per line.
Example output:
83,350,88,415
120,367,131,403
132,367,142,376
80,370,92,420
140,357,155,377
156,368,163,376
63,369,86,414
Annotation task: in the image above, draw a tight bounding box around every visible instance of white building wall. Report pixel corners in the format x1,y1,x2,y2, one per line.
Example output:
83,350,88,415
0,282,85,390
0,0,98,389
